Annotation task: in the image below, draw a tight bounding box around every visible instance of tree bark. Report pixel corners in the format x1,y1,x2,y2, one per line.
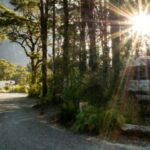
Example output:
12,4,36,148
110,0,121,86
40,0,48,97
52,0,56,100
80,0,87,74
63,0,69,82
86,0,97,71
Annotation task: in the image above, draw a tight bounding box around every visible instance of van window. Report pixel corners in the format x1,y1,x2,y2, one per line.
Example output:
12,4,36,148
132,66,148,80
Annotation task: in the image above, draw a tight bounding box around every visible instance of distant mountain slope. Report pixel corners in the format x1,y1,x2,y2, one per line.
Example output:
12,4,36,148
0,41,29,66
0,0,13,9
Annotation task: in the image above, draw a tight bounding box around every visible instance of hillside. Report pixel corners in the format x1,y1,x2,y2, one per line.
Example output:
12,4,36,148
0,41,29,66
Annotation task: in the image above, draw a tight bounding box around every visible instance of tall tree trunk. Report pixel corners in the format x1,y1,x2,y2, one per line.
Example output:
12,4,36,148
52,0,56,100
102,1,110,83
86,0,97,71
40,0,48,97
63,0,69,82
80,0,87,74
31,59,37,84
110,0,121,86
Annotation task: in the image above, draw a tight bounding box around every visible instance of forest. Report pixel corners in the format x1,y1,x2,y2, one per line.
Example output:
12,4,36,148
1,0,150,138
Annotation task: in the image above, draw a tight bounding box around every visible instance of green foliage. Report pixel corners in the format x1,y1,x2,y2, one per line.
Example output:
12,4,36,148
13,85,28,93
0,4,15,15
60,101,77,125
0,32,7,40
59,71,81,124
62,71,81,105
28,83,41,97
0,0,144,138
71,95,139,135
0,3,26,27
0,60,29,86
4,85,12,91
80,72,107,106
103,107,125,133
13,66,30,85
10,0,38,11
73,105,103,134
4,85,28,93
0,59,16,80
123,96,140,124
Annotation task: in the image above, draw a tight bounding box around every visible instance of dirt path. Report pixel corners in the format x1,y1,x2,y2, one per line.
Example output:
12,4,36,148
0,93,149,150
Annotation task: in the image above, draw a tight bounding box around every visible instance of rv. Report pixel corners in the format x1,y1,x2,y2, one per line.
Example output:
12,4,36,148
127,56,150,101
0,80,15,89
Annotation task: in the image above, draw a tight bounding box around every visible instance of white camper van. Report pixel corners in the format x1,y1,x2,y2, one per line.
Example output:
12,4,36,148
0,80,15,89
127,56,150,101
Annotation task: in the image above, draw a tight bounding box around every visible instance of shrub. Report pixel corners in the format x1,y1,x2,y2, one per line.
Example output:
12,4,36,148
4,85,12,91
80,72,106,106
28,83,41,97
73,105,103,134
14,85,28,93
59,71,81,124
4,85,28,93
102,108,125,134
123,96,140,124
60,101,77,125
62,71,81,105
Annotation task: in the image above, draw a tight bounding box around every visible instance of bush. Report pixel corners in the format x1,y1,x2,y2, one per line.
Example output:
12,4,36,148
102,108,125,133
60,101,77,125
123,96,140,124
73,105,103,134
13,85,28,93
62,71,81,105
4,85,12,91
28,83,41,97
80,72,106,106
4,85,28,93
59,71,81,124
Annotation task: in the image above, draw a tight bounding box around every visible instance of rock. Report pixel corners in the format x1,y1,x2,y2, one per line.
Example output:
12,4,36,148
122,124,150,138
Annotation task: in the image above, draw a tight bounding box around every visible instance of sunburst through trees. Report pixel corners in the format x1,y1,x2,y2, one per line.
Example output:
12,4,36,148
108,0,150,55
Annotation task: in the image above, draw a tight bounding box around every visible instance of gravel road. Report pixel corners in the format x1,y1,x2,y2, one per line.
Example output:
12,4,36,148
0,93,149,150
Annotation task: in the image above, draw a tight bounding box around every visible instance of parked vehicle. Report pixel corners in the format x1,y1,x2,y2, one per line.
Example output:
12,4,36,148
0,80,15,89
127,56,150,101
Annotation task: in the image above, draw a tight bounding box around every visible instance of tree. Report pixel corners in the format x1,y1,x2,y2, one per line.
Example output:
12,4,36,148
40,0,48,97
97,1,110,84
79,0,87,74
13,66,29,85
63,0,69,82
52,0,56,100
0,59,16,80
86,0,97,71
110,0,122,87
8,0,42,84
0,3,25,40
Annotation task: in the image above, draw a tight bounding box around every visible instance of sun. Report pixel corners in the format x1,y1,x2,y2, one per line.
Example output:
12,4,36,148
131,12,150,35
107,2,150,55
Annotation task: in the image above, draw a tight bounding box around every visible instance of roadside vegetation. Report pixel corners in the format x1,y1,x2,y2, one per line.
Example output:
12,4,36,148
0,0,149,139
0,59,29,93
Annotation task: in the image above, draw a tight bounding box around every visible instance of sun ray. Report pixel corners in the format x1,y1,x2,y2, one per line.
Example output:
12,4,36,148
100,20,129,26
109,27,133,40
108,1,150,53
130,34,140,56
107,2,131,19
138,0,141,11
144,3,150,13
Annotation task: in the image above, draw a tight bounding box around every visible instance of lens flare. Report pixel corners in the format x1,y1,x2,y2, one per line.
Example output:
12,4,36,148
131,12,150,35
